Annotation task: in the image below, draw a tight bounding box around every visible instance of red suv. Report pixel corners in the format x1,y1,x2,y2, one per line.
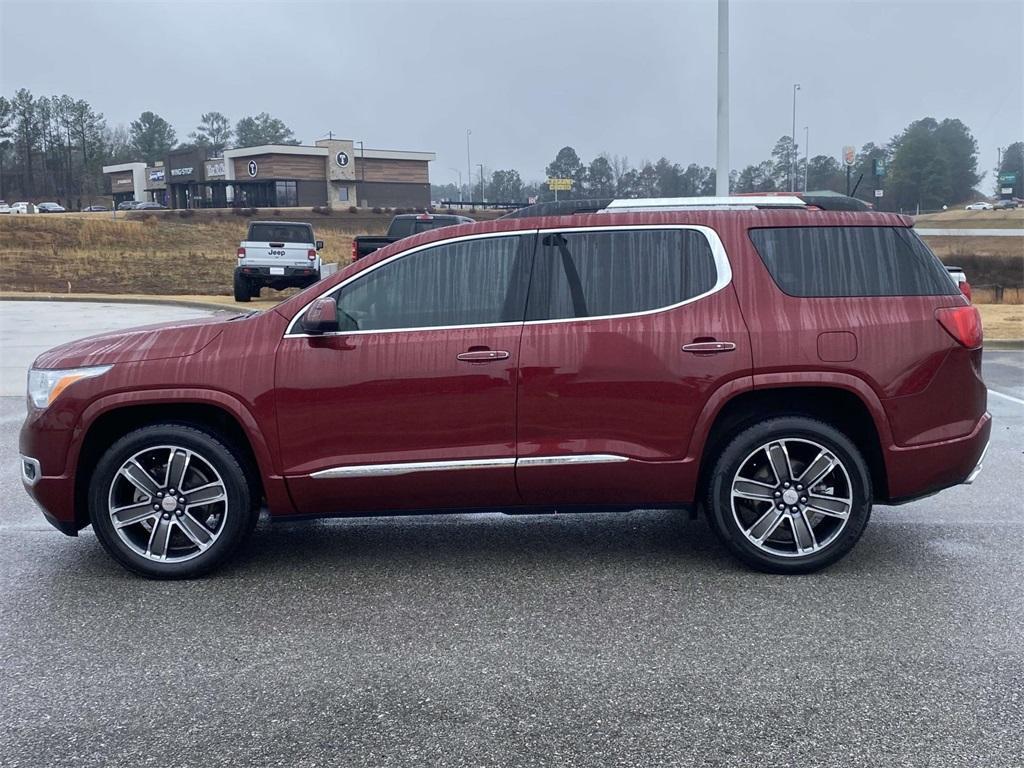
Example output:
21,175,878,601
20,195,990,578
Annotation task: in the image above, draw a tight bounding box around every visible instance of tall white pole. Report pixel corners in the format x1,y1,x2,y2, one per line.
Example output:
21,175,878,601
790,83,800,192
466,129,472,202
715,0,730,196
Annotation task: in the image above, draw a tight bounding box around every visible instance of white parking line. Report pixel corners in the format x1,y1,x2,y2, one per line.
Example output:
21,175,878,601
989,389,1024,406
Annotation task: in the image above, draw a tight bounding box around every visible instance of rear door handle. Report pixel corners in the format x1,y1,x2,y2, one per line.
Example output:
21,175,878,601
457,350,510,362
681,341,736,354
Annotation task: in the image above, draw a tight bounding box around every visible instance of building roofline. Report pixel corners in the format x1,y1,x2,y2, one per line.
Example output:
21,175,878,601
102,162,147,173
222,144,329,159
359,148,436,162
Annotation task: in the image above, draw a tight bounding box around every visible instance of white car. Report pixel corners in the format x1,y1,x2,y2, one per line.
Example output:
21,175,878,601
10,202,33,213
964,201,993,211
0,202,11,214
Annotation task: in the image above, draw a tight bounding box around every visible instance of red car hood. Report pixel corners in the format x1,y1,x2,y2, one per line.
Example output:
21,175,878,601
33,313,237,369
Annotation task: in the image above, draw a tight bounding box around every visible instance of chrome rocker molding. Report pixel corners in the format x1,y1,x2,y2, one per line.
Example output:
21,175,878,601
310,454,629,480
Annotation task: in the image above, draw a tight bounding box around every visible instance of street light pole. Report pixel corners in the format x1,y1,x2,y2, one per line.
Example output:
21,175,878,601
803,126,809,193
790,83,801,192
715,0,730,196
466,129,472,203
478,163,484,203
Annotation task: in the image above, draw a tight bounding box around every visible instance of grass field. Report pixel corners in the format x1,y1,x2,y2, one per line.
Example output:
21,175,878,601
913,208,1024,230
0,207,503,296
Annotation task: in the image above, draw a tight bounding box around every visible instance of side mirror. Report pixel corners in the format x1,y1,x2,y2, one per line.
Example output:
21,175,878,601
299,298,339,334
315,239,324,251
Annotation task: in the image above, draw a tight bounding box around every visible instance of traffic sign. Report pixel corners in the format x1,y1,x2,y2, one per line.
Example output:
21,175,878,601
842,146,855,166
547,178,572,191
874,189,884,198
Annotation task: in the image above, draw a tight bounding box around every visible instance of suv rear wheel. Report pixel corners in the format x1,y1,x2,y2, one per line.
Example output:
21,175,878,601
88,423,258,578
706,417,872,574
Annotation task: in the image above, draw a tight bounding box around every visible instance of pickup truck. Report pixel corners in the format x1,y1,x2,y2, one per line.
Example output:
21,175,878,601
351,212,474,261
234,221,325,302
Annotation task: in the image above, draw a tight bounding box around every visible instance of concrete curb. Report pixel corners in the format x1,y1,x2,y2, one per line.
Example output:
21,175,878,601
0,294,243,312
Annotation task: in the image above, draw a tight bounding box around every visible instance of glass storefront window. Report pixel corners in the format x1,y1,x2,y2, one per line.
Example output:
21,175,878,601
275,181,297,207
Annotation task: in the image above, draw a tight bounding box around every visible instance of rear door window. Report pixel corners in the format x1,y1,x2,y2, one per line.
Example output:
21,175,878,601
332,234,531,331
749,226,958,297
526,228,719,321
248,224,312,243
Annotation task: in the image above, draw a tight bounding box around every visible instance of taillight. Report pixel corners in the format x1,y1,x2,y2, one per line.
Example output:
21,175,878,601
350,240,358,261
959,280,972,302
936,306,982,349
307,249,317,261
237,247,245,259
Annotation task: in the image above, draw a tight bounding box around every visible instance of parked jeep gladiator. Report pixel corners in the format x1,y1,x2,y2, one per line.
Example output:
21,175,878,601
234,221,324,302
351,212,474,261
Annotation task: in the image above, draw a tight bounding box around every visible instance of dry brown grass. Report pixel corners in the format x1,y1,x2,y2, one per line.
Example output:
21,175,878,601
0,209,506,295
914,208,1024,229
978,304,1024,340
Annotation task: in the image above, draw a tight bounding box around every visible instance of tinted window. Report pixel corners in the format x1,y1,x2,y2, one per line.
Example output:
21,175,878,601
526,228,718,321
749,226,958,297
248,223,312,243
333,235,527,331
389,217,465,238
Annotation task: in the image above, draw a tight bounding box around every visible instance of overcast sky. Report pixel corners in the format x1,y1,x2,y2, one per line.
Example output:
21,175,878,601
2,0,1021,188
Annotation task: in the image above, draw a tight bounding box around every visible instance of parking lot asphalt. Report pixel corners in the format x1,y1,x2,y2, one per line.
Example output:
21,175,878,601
1,302,1023,767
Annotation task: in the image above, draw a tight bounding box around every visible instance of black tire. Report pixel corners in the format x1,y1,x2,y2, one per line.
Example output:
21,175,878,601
233,272,251,302
249,281,261,299
705,416,872,574
88,423,259,579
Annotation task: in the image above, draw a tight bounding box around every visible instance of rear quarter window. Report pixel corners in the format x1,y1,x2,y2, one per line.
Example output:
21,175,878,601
749,226,958,297
248,224,313,243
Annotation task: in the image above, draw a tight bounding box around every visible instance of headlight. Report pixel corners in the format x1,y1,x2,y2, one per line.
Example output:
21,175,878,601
27,365,112,409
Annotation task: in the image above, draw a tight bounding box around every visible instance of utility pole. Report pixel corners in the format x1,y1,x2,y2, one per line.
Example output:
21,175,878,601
715,0,730,197
790,83,800,192
478,163,485,202
465,129,472,202
803,126,809,193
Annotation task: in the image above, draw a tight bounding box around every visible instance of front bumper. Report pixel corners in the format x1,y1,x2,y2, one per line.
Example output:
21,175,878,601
20,454,80,536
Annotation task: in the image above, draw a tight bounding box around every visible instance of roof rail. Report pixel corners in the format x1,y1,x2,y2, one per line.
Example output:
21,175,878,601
599,195,807,212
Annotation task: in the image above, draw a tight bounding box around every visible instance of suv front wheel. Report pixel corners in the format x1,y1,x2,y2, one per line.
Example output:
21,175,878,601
88,423,258,578
706,417,872,574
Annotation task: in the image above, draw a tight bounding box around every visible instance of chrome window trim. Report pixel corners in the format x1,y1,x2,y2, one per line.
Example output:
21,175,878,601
309,453,630,479
283,231,534,338
282,224,731,338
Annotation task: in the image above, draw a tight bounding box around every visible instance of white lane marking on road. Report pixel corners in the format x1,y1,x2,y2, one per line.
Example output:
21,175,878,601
988,389,1024,406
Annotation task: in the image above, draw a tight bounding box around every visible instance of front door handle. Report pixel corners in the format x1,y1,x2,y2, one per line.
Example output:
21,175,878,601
681,341,736,354
457,350,510,362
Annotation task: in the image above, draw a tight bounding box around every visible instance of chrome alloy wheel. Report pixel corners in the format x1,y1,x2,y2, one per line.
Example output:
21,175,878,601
730,438,853,558
107,445,229,563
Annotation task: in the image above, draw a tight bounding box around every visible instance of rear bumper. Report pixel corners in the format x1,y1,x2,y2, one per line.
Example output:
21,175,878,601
236,265,319,285
882,411,991,504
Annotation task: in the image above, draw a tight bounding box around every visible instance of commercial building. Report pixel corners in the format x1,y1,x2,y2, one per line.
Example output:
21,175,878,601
103,138,435,210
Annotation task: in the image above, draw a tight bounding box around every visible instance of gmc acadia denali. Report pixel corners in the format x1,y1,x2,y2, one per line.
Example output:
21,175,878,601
20,195,990,578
